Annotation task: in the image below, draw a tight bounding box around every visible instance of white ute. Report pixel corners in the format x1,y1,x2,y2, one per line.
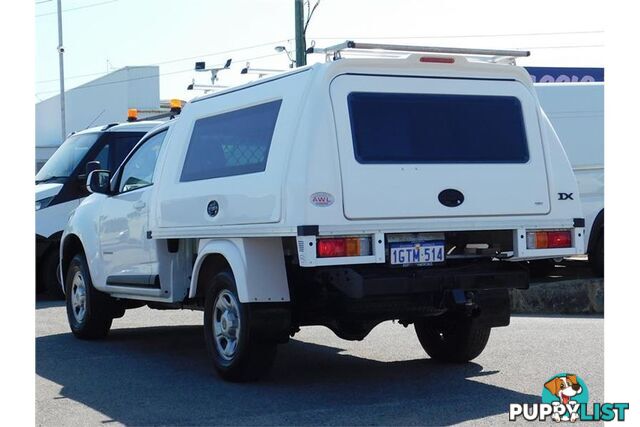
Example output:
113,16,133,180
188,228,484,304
61,42,585,381
36,120,163,297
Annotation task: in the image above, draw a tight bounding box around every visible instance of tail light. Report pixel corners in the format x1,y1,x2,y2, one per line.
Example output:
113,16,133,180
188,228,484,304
526,230,572,249
317,236,372,258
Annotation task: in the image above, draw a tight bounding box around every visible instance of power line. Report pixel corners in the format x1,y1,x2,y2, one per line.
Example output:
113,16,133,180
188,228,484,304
36,38,291,84
522,44,604,50
153,39,291,66
36,31,600,85
311,30,604,40
34,42,605,98
35,53,282,96
36,0,118,17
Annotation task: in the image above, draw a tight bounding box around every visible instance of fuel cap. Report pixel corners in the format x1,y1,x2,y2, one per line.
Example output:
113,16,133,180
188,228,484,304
438,189,464,207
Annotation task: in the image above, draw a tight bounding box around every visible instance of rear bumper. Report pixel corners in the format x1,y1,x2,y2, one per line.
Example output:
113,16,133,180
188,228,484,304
322,261,529,299
291,261,527,327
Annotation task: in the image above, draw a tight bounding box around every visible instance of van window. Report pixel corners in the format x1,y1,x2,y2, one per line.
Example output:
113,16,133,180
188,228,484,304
93,144,110,170
110,135,146,171
180,100,282,182
36,133,101,183
348,93,529,164
89,135,143,172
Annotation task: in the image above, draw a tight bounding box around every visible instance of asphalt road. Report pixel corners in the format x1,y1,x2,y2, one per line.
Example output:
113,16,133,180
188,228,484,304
36,300,603,426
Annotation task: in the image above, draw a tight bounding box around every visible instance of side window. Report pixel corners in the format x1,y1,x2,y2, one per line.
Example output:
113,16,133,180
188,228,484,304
118,131,167,193
93,144,110,170
180,99,282,182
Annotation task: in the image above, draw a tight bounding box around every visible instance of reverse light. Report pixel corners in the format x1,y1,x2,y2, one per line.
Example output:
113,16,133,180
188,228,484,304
526,230,572,249
317,236,372,258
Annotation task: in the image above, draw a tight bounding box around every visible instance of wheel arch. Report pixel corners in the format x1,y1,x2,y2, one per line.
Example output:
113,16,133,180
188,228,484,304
189,240,248,302
588,209,604,254
192,252,233,300
189,238,290,304
60,233,86,287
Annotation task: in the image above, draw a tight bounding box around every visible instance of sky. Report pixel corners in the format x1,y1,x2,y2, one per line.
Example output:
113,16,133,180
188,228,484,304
35,0,604,102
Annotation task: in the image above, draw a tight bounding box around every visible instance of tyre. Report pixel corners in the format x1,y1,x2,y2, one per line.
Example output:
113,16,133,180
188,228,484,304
41,249,65,300
589,230,604,277
203,271,277,382
65,254,114,339
414,314,491,363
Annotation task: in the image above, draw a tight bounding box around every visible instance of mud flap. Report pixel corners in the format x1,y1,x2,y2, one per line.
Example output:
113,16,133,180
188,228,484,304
472,288,511,328
247,303,292,344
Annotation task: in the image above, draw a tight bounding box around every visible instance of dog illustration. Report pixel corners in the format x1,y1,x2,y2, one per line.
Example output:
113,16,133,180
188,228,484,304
544,374,583,422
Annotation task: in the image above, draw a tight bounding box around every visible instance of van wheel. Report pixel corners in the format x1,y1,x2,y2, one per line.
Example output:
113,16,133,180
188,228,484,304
41,250,65,299
589,230,604,277
203,271,277,382
65,254,114,339
414,314,491,363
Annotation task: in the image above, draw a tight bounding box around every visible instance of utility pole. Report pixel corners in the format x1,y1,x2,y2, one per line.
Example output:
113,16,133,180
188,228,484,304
56,0,67,141
294,0,306,67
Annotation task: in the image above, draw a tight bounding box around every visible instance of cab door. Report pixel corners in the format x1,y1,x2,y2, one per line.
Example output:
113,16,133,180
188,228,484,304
98,130,167,288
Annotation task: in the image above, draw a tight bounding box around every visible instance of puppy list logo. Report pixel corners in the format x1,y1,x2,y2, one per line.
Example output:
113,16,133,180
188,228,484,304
542,374,589,422
509,373,629,422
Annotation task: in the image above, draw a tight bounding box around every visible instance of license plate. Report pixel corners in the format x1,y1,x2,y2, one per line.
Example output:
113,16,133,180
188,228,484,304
389,241,445,266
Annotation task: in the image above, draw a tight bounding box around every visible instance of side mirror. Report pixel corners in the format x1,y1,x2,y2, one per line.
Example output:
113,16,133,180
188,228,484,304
77,161,102,183
86,170,111,195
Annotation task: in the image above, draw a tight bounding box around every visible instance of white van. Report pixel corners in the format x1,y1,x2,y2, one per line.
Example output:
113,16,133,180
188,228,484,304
61,43,585,381
535,82,604,275
36,121,162,297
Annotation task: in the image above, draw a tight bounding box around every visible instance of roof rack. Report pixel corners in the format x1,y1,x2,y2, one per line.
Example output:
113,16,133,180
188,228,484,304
307,40,530,63
127,100,183,123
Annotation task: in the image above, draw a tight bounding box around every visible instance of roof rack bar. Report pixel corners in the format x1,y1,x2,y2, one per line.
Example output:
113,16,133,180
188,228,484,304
137,110,180,121
307,40,530,58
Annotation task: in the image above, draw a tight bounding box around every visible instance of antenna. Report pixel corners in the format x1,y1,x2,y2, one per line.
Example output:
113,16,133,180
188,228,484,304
85,109,105,129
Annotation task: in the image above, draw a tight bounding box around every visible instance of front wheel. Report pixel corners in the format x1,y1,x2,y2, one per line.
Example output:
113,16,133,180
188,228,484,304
65,254,115,339
414,314,491,363
203,271,277,382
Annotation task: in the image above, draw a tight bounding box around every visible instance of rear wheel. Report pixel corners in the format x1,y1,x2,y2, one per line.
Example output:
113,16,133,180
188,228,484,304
589,230,604,277
203,271,277,382
65,254,115,339
414,313,491,363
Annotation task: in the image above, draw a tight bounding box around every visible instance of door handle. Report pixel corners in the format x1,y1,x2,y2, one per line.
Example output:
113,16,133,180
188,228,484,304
133,201,146,210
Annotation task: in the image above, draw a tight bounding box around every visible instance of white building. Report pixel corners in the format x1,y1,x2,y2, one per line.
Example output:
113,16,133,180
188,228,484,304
36,66,160,170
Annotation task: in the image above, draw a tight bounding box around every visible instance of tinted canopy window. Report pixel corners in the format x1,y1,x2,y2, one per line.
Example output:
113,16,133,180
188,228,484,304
348,92,529,164
181,100,282,182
